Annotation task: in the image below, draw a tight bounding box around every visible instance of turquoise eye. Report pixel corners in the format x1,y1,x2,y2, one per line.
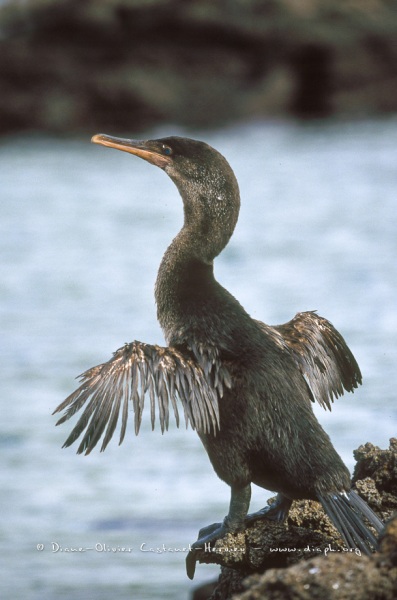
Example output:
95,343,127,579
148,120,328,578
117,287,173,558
163,145,172,156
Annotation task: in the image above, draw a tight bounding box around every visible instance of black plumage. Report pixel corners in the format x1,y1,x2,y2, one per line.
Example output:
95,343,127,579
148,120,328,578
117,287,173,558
53,133,383,579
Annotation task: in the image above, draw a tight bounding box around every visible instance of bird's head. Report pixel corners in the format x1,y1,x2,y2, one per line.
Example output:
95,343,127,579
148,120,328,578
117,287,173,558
92,134,240,260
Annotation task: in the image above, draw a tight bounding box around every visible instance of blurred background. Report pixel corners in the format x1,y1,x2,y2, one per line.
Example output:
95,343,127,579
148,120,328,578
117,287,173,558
1,0,397,132
1,1,397,599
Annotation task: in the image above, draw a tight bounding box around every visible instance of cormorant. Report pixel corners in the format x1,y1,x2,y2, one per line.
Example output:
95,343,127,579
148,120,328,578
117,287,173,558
53,133,383,579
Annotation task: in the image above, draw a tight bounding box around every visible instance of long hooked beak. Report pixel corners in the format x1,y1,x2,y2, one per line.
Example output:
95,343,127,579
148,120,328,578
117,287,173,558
91,134,172,169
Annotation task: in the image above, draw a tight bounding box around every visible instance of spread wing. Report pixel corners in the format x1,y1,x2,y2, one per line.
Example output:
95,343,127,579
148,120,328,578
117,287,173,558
53,341,230,455
269,311,362,410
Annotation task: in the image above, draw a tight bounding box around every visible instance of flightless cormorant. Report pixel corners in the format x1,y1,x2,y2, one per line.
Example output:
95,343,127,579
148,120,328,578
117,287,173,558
54,134,383,579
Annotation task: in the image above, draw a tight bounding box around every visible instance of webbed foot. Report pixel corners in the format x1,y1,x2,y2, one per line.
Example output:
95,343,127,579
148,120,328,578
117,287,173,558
186,484,251,579
186,519,238,580
245,493,292,524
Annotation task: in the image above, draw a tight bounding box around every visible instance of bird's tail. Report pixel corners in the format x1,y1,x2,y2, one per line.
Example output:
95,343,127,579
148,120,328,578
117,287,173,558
317,490,384,555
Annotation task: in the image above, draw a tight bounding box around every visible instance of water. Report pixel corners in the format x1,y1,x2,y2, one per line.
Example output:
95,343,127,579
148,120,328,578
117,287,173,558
1,119,396,599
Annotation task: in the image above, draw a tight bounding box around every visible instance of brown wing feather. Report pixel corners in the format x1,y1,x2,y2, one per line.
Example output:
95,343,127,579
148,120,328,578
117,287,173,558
53,341,228,455
269,311,362,410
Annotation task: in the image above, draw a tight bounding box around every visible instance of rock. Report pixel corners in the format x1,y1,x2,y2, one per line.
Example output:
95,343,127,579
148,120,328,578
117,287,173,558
192,514,345,576
353,439,397,506
1,0,397,134
191,439,397,600
234,549,395,600
378,514,397,567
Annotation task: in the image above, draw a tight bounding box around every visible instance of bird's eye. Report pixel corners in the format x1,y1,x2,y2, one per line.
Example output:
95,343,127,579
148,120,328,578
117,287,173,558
162,145,172,156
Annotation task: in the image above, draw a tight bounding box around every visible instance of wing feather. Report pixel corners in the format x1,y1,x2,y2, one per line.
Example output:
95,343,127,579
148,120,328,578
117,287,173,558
100,370,123,452
119,376,129,446
271,311,362,410
53,341,226,454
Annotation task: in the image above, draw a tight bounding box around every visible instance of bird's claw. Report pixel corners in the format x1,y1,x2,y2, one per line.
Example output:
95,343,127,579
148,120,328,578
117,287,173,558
186,521,227,580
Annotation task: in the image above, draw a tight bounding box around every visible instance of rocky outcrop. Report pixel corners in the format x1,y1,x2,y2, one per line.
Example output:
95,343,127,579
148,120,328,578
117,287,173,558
1,0,397,135
192,439,397,600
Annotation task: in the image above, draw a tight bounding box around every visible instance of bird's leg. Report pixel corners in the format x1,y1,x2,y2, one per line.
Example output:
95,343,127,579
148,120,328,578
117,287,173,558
245,493,292,524
186,484,251,579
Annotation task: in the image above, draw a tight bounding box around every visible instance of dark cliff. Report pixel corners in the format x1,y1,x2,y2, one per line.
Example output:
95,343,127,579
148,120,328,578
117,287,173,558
1,0,397,134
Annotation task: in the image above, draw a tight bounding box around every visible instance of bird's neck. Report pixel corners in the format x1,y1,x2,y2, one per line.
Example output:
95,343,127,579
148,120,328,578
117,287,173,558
155,168,240,344
154,233,215,342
